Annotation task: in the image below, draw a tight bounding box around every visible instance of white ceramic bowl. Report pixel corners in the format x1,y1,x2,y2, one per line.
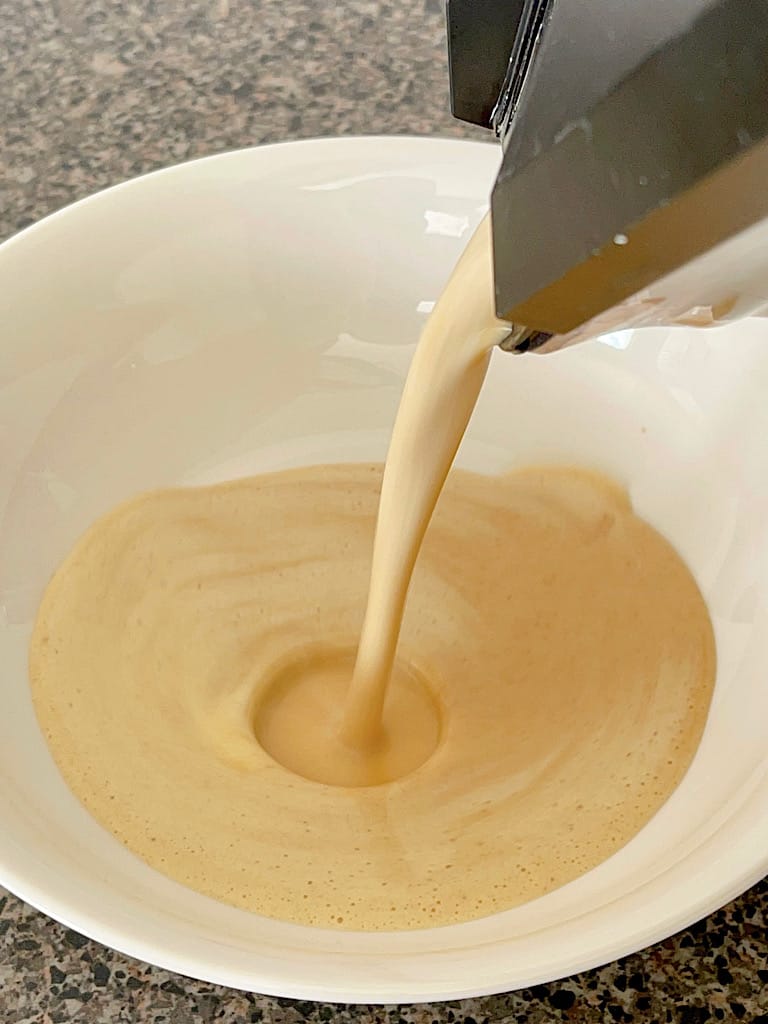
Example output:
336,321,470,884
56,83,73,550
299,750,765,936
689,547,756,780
1,136,766,1003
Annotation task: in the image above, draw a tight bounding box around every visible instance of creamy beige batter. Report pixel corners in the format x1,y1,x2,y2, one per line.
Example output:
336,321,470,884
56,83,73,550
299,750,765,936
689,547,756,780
342,216,511,751
30,462,714,929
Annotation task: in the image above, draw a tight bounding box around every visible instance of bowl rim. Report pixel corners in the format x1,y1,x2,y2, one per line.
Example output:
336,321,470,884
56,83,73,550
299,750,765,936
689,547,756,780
0,132,499,254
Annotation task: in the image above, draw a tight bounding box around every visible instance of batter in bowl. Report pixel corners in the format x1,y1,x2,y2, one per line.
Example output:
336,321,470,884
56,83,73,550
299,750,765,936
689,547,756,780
30,218,715,929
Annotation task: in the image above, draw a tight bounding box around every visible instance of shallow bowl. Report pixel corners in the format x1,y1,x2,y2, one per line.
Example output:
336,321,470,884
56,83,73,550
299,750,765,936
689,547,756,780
1,136,766,1002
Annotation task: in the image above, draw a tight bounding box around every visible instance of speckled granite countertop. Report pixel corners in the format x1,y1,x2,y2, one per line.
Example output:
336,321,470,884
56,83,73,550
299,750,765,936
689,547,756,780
1,0,767,1021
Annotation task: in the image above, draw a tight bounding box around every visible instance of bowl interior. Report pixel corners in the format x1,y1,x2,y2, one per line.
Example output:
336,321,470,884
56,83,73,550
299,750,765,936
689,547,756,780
1,137,767,1002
